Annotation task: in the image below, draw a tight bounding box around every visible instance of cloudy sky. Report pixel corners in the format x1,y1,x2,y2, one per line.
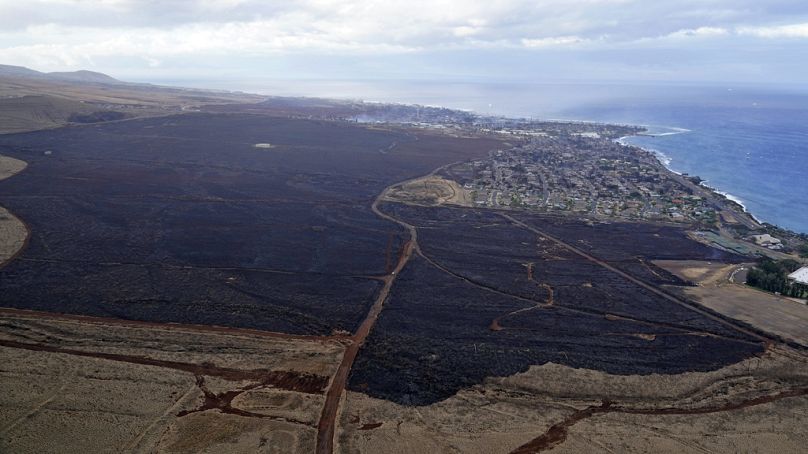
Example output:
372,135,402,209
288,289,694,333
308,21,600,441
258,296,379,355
2,0,807,87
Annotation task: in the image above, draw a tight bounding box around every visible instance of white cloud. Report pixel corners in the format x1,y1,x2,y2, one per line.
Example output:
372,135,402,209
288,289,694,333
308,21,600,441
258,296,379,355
665,26,729,38
521,36,587,48
452,26,483,38
0,17,422,70
0,0,807,78
737,22,808,38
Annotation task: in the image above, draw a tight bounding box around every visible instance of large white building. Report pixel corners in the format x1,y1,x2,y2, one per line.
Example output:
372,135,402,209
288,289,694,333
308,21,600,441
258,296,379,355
788,267,808,286
751,234,783,250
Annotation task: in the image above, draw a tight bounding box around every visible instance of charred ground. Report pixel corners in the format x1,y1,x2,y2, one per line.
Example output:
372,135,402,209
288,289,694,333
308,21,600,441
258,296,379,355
348,204,763,405
0,112,768,408
0,113,501,334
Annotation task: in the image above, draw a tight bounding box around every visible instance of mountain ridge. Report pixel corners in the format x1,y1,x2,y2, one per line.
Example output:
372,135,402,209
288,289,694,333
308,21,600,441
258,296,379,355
0,64,123,85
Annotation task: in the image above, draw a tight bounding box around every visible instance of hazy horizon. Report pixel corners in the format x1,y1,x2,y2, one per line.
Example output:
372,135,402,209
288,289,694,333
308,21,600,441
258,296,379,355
2,0,808,88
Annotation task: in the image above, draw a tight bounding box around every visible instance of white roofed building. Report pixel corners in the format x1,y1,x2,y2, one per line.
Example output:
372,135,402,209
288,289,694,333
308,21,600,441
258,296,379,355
751,234,783,250
788,267,808,286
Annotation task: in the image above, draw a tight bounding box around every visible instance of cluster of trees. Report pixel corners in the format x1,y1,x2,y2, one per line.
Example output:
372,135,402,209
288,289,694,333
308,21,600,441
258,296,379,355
746,258,806,298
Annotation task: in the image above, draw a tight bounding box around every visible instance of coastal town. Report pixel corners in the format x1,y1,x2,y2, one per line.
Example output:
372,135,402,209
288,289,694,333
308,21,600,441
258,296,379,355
449,132,720,225
431,121,808,262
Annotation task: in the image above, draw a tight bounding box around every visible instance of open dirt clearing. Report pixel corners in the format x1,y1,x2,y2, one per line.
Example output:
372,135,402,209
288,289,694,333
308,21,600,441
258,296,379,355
0,312,345,453
656,260,808,346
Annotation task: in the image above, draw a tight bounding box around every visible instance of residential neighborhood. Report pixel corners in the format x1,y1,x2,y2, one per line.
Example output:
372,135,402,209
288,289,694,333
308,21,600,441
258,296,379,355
450,132,719,225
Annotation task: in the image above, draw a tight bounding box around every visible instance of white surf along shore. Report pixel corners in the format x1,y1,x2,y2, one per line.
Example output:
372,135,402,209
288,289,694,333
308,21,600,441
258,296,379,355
615,126,764,224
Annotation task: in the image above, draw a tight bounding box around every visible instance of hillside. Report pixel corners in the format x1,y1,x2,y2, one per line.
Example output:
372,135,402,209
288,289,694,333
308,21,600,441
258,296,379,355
0,65,123,84
46,69,122,84
0,64,264,133
0,95,101,133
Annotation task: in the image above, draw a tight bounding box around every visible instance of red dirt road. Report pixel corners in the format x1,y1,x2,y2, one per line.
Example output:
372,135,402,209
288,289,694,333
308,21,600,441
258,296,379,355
0,338,329,392
511,387,808,453
315,179,421,454
500,214,771,345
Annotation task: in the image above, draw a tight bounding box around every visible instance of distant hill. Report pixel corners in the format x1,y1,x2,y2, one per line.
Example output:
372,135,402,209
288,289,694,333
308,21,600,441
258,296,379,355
47,70,122,85
0,64,123,85
0,64,42,78
0,64,264,134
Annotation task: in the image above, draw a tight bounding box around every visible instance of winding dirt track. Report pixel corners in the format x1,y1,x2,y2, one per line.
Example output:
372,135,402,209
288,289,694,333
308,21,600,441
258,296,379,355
0,338,330,391
499,214,772,345
510,386,808,453
418,243,761,345
490,264,553,331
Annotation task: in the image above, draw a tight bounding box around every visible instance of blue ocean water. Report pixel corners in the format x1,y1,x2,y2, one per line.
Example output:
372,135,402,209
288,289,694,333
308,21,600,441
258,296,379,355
191,78,808,233
557,87,808,234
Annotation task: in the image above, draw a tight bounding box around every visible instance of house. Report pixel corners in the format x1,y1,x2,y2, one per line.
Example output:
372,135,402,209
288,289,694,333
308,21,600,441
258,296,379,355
751,234,782,249
788,267,808,286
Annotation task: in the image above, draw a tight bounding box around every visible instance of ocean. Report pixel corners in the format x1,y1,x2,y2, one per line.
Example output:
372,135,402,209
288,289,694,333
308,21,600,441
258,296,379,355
176,78,808,233
556,86,808,235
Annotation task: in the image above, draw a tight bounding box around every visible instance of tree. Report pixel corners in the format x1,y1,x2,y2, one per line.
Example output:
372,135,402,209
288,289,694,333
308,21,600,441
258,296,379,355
746,258,802,295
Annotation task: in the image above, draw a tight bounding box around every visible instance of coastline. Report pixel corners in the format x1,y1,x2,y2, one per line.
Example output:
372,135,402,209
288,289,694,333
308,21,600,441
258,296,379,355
616,132,768,228
0,89,799,237
706,186,763,225
382,91,798,235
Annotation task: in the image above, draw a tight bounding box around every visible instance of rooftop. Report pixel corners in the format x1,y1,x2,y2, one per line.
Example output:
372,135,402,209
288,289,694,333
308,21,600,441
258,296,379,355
752,234,781,245
788,267,808,285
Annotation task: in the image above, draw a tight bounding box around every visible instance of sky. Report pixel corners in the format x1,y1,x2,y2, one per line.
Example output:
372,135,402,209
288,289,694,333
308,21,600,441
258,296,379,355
1,0,808,87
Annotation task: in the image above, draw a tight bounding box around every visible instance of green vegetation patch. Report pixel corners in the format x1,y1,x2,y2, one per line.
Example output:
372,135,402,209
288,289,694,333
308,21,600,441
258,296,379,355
746,258,806,298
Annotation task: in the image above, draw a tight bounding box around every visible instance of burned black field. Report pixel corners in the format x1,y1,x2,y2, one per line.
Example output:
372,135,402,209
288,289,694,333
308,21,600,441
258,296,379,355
0,113,499,334
0,113,764,406
348,204,763,404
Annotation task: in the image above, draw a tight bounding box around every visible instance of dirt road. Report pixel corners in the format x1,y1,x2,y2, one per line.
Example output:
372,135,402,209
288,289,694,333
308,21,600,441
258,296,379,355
500,213,771,345
511,385,808,453
315,177,420,454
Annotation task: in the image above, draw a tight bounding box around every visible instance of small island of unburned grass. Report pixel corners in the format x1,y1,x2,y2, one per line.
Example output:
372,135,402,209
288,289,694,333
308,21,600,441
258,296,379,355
383,175,473,207
0,155,28,265
0,155,26,180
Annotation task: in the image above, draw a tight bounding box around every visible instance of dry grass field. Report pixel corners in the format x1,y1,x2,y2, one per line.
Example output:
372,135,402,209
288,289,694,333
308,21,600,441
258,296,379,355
0,73,262,133
2,308,805,454
0,310,345,454
0,156,28,265
656,260,808,346
338,351,808,453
